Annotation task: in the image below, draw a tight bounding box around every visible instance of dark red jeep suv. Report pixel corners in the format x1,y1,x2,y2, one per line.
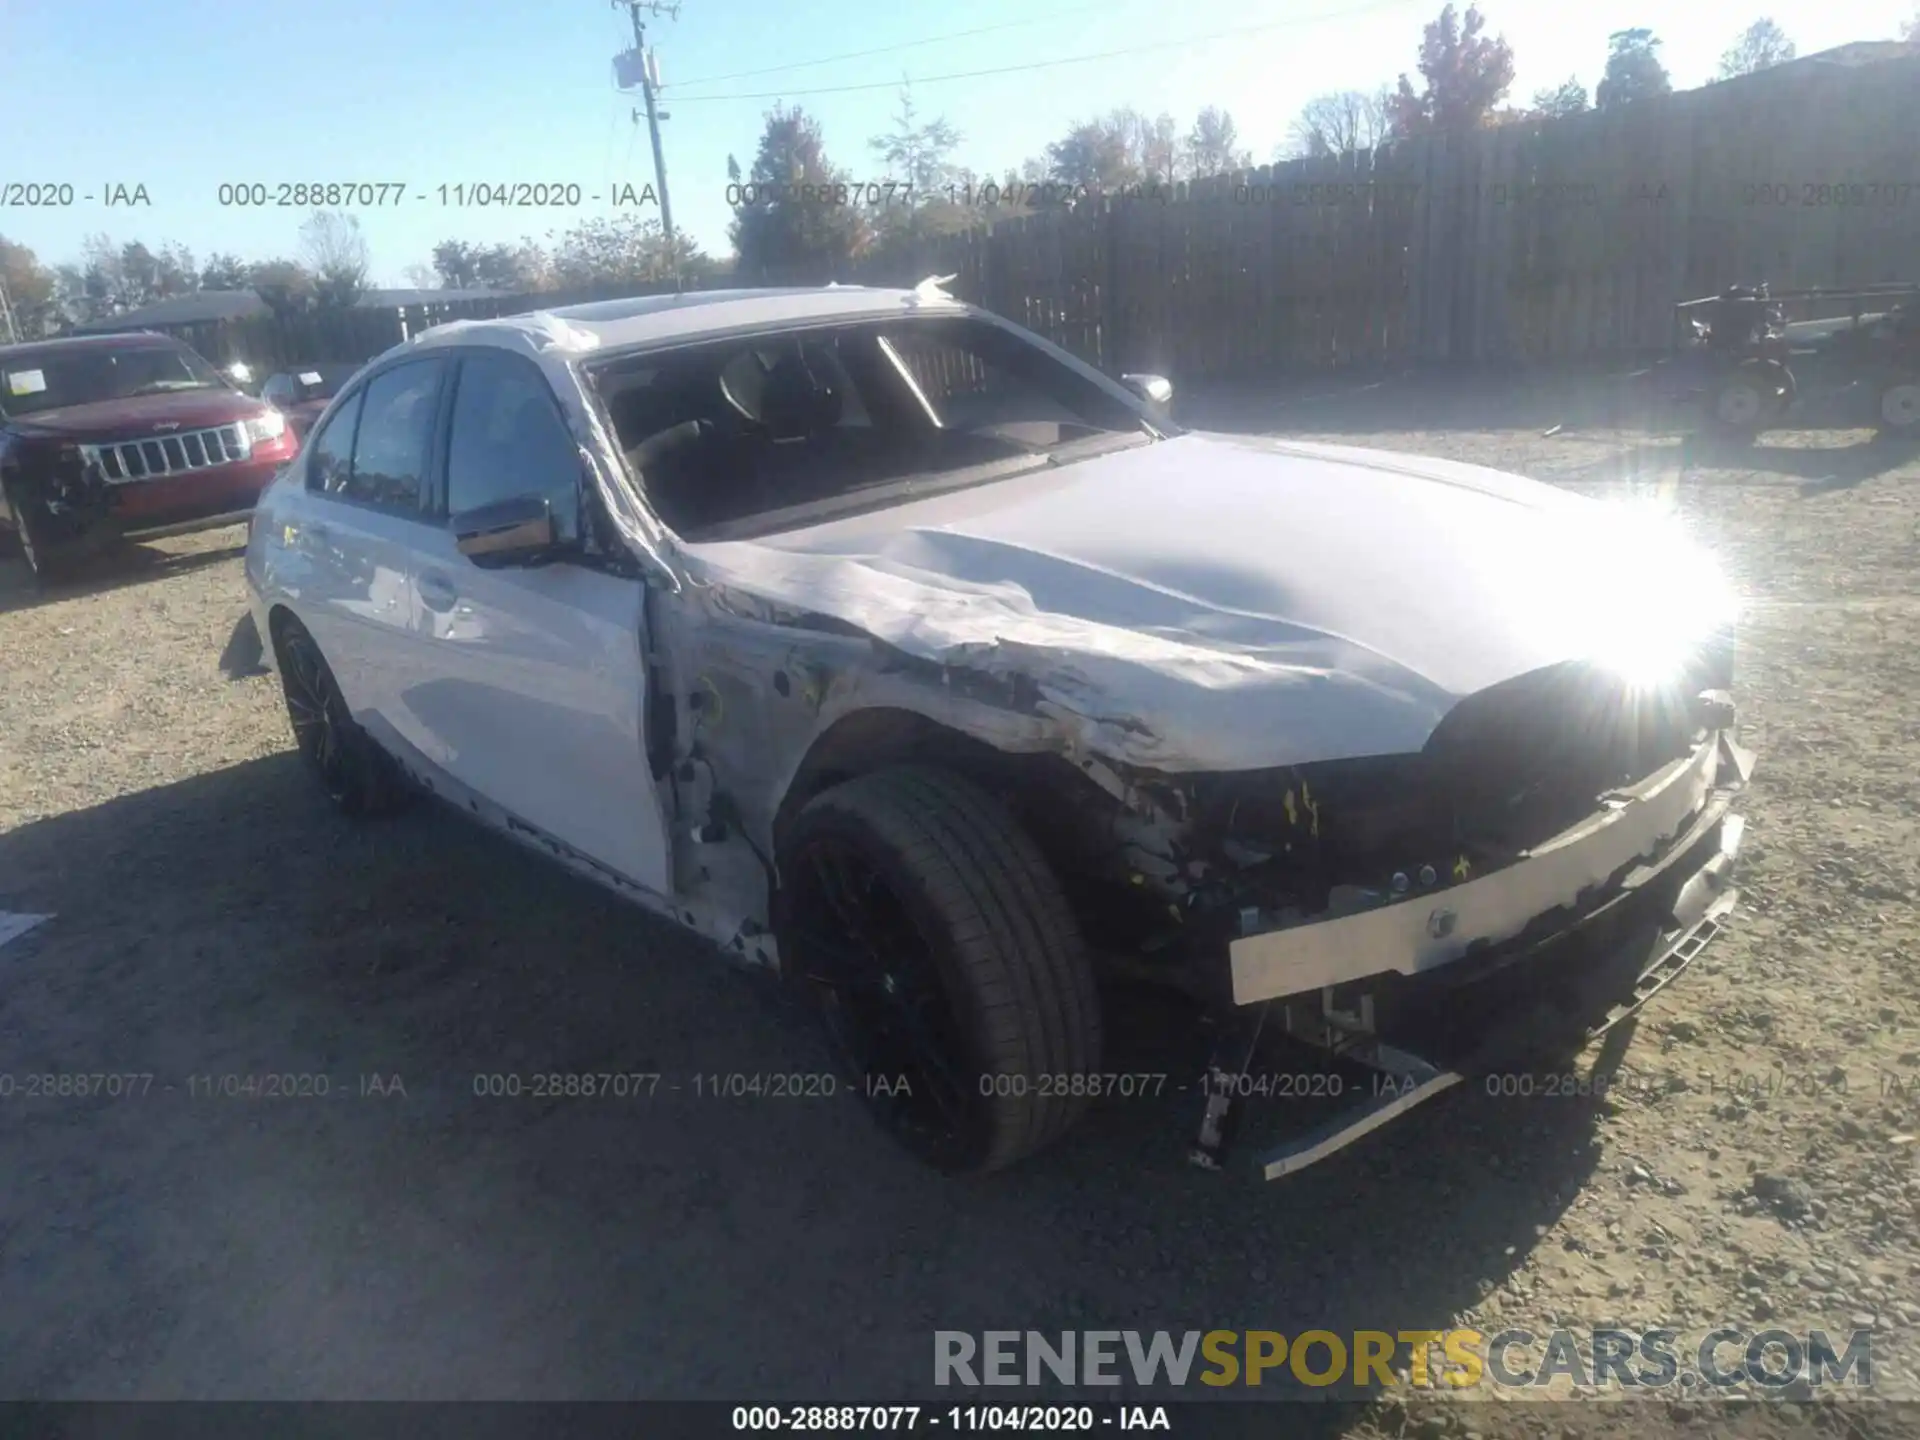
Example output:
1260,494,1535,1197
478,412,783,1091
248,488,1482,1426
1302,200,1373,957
0,331,299,584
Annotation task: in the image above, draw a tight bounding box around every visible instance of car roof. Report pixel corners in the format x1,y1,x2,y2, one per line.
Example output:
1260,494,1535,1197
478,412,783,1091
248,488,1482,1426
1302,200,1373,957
398,283,972,363
0,331,186,359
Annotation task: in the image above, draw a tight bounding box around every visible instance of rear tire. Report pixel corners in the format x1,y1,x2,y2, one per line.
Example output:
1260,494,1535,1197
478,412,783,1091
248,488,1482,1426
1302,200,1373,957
777,765,1103,1175
1878,374,1920,437
273,617,413,818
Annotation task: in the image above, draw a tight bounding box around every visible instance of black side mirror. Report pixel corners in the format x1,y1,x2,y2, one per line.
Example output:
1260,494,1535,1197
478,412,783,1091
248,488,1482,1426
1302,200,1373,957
453,493,567,568
1120,372,1174,408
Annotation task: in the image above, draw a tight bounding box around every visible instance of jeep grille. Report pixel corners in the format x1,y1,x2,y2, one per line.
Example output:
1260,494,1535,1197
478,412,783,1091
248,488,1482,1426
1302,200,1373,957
79,423,252,482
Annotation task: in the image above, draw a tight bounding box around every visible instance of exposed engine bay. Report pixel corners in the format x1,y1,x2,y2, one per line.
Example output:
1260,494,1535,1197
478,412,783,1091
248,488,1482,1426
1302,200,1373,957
1040,647,1731,955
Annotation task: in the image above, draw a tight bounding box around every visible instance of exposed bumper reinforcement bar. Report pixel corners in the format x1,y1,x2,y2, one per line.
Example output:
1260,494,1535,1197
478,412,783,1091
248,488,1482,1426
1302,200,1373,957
1227,731,1743,1005
1198,782,1747,1181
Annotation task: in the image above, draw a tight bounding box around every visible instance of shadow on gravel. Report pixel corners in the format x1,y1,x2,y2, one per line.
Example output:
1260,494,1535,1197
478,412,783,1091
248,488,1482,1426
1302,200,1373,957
0,756,1610,1403
1783,436,1920,495
218,609,268,679
1572,433,1920,493
0,534,246,616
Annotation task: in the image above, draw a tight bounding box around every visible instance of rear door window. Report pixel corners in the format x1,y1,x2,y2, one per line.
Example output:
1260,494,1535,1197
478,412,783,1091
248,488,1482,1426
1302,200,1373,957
306,390,364,497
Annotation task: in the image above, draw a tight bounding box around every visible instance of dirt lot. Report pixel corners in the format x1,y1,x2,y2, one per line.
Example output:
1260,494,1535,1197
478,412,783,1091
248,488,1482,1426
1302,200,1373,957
3,372,1918,1433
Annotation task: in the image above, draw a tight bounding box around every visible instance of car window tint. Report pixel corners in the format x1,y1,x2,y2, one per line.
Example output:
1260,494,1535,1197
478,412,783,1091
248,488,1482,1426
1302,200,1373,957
307,389,364,496
345,360,442,512
262,374,294,405
445,352,580,542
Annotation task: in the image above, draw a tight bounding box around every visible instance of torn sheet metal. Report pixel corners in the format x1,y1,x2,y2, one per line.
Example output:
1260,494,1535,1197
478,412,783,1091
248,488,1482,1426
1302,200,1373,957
678,431,1737,774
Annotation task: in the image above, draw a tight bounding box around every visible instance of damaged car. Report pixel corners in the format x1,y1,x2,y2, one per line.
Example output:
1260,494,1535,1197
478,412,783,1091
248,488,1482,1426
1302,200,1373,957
2,332,299,583
242,280,1752,1180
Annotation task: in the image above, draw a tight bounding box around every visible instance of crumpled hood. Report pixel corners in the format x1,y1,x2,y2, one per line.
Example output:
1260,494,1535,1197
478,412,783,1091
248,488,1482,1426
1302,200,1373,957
681,432,1734,773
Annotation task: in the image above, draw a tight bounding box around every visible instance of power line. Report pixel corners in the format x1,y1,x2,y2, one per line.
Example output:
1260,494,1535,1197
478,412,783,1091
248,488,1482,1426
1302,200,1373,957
660,0,1419,104
664,5,1114,91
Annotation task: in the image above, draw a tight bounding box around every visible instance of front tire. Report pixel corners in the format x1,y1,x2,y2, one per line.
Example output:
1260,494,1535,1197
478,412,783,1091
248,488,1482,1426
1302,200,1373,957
6,490,77,588
273,618,412,818
777,765,1103,1175
1707,377,1760,436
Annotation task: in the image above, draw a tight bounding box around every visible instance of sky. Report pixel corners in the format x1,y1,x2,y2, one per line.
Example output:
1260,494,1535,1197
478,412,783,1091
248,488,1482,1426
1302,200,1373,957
3,0,1913,286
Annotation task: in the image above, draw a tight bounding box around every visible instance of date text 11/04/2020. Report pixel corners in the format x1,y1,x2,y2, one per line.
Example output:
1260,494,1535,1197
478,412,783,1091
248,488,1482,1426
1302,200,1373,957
463,1070,1603,1102
730,1407,1172,1432
725,1413,1167,1436
211,182,662,209
458,1068,1913,1103
0,1073,406,1099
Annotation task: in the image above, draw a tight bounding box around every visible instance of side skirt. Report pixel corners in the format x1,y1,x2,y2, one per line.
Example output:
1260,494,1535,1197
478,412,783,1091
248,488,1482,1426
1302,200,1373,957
366,722,781,971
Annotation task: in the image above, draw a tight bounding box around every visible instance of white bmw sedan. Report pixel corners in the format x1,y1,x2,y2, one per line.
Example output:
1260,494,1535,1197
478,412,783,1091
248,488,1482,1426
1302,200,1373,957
245,282,1750,1181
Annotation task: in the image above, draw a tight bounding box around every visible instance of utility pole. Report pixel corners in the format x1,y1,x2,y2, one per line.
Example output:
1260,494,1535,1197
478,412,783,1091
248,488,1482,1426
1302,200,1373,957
611,0,680,277
0,275,19,345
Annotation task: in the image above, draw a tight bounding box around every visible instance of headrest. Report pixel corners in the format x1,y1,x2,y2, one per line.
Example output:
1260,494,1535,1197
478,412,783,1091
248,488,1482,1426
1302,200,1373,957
758,348,842,441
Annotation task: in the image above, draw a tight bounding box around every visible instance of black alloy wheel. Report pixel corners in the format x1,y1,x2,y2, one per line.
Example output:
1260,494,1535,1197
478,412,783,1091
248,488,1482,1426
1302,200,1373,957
784,830,979,1169
275,620,409,817
777,765,1103,1176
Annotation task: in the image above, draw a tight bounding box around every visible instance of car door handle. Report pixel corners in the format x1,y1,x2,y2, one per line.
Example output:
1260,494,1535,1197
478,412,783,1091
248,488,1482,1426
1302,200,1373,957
419,571,459,613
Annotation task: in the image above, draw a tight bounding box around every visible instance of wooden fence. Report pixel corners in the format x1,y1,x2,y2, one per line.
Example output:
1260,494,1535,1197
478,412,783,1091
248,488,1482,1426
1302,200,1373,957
168,280,689,371
151,49,1920,381
849,48,1920,378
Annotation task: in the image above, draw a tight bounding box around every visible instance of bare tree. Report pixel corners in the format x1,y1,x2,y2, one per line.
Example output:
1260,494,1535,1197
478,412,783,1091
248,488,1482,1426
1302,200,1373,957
1719,17,1796,77
1899,3,1917,40
299,210,370,307
1142,113,1180,186
1285,87,1393,157
1185,107,1250,178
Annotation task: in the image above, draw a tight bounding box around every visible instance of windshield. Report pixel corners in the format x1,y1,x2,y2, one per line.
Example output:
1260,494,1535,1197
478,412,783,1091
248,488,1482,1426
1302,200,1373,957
596,313,1154,539
0,343,227,419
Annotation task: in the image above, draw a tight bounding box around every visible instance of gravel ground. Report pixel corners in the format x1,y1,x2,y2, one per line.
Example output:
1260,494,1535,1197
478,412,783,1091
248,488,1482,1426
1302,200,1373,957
3,375,1918,1435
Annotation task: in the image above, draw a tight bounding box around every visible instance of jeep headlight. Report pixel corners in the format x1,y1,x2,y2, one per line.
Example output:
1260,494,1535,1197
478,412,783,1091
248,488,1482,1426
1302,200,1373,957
244,409,287,443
